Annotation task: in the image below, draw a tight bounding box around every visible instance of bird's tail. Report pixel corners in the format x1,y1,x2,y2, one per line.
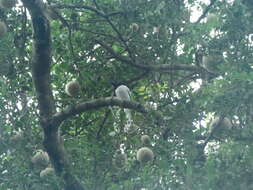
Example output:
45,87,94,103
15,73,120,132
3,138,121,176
124,108,132,122
123,108,133,132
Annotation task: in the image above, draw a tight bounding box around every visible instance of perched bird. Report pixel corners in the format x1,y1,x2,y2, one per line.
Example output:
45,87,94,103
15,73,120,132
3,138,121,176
115,85,132,126
115,85,131,101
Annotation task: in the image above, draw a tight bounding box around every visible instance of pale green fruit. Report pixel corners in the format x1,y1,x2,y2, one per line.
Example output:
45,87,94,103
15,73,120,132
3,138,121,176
141,135,151,145
31,150,50,167
207,13,219,23
131,23,139,32
136,147,154,164
114,153,127,168
65,80,81,97
211,116,232,130
10,131,24,143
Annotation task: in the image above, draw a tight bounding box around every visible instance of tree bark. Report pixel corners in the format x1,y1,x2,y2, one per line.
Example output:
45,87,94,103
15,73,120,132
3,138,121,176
20,0,86,189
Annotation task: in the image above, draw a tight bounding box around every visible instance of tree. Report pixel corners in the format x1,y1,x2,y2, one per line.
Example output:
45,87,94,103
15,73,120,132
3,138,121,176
1,0,253,189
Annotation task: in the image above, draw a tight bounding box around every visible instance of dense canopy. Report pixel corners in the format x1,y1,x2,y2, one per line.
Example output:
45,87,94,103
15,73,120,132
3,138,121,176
1,0,253,189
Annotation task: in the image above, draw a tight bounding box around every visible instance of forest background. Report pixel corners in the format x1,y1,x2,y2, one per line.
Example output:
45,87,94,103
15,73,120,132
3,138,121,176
1,0,253,189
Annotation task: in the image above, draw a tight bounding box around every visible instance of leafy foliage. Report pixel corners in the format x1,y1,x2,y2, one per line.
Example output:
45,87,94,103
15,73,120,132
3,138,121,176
1,0,253,189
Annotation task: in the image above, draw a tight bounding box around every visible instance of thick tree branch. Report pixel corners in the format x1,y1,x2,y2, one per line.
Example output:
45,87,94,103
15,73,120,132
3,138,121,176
21,0,55,118
53,97,147,125
21,1,86,190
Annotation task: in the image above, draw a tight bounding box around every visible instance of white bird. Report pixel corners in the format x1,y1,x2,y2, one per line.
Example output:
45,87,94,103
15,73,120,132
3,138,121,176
115,85,131,101
115,85,132,125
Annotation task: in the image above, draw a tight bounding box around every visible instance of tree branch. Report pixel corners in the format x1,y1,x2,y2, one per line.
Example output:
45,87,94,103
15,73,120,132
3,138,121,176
52,4,123,18
20,1,86,189
53,97,147,125
21,0,55,119
95,39,203,73
194,0,218,24
96,109,111,139
54,4,202,74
